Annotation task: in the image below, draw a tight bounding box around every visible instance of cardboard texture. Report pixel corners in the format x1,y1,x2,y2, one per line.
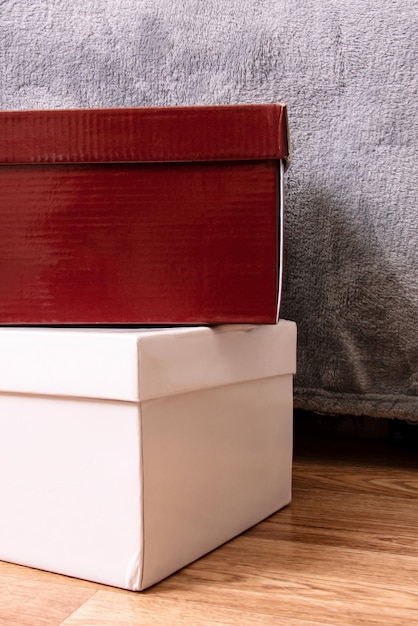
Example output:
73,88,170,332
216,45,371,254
0,321,296,590
0,104,289,325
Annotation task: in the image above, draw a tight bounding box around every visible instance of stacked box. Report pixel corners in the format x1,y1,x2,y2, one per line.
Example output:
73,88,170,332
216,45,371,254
0,104,296,590
0,104,289,325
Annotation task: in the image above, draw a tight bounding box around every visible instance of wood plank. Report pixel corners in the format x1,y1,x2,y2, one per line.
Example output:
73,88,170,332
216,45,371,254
0,562,98,590
150,538,418,625
182,533,418,589
0,574,96,626
60,590,330,626
0,561,122,594
293,465,418,499
251,489,418,555
61,557,418,626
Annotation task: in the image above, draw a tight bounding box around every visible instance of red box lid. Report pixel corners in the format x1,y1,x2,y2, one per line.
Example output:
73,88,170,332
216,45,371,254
0,104,289,165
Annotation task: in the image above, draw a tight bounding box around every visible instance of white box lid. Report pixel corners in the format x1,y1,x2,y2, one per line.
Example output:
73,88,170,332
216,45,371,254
0,321,296,402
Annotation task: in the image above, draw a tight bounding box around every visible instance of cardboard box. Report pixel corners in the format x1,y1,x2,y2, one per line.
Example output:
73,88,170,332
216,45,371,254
0,104,289,325
0,320,296,590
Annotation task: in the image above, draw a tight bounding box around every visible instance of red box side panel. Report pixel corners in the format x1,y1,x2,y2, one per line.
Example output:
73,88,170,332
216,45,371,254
0,161,278,324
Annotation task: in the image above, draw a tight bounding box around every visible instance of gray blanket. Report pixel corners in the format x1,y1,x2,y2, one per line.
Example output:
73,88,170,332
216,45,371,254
1,0,417,419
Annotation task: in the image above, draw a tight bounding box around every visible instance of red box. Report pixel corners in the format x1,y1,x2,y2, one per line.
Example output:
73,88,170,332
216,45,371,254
0,104,289,324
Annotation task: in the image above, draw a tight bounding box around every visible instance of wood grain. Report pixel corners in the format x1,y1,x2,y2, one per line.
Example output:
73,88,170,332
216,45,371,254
1,434,418,625
60,591,325,626
251,490,418,555
0,574,95,626
0,562,117,593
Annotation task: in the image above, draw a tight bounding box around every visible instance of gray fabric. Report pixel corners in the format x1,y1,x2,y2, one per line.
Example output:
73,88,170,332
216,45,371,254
1,0,417,419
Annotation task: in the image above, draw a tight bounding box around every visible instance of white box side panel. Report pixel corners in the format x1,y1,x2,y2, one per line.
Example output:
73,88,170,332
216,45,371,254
140,374,293,590
0,395,143,590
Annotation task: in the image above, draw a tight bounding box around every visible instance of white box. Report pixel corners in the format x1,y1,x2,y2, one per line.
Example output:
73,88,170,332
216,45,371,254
0,321,296,590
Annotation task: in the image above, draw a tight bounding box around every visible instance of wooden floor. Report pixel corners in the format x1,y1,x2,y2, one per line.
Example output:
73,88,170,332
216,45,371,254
1,419,418,625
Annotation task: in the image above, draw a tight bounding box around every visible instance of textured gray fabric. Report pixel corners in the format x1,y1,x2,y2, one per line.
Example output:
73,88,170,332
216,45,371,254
1,0,417,419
